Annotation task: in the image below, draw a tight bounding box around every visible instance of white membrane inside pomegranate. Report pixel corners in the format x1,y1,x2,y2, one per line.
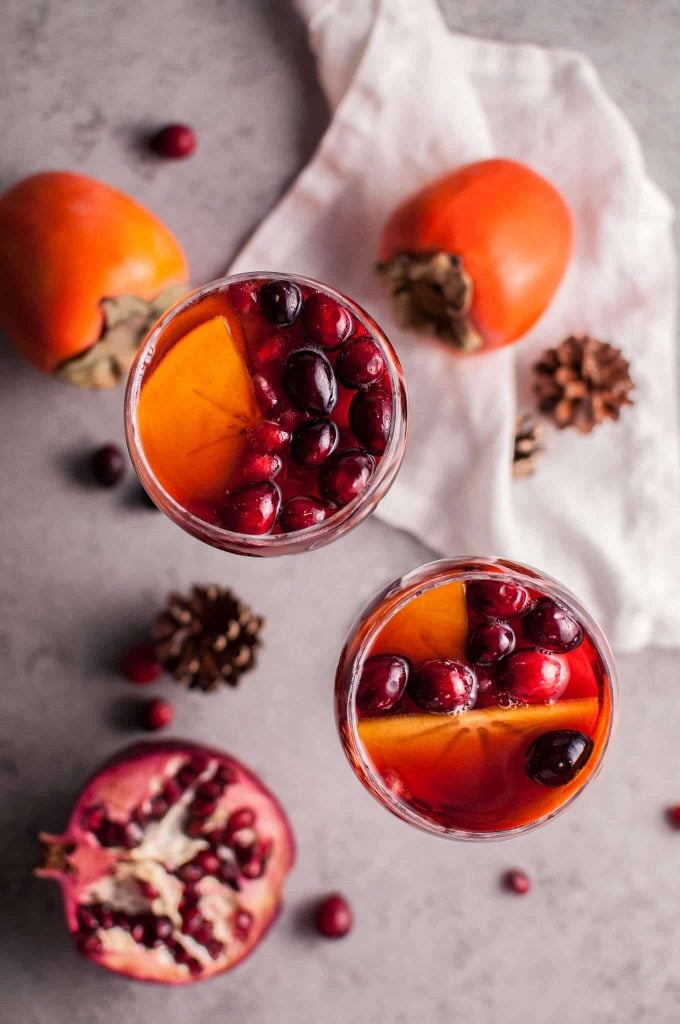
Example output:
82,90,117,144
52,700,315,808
37,741,295,984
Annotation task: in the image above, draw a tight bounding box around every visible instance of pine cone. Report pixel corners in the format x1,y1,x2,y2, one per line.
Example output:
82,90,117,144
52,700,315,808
533,335,634,433
513,414,544,479
153,585,263,692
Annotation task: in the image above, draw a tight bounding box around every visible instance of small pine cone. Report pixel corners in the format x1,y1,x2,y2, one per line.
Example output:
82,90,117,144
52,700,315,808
533,334,634,433
513,414,544,479
153,584,263,692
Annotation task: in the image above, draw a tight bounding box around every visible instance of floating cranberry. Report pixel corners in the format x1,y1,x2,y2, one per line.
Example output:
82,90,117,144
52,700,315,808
150,123,197,158
408,658,477,714
247,421,291,454
318,450,374,506
349,390,392,455
259,280,303,327
301,292,353,350
499,649,566,704
91,443,125,487
522,598,583,653
336,336,386,388
467,622,516,665
184,498,221,525
466,579,530,618
314,893,353,939
142,699,174,732
279,496,327,533
122,643,162,685
221,481,281,535
290,418,339,467
503,869,531,895
525,730,594,787
227,280,258,315
283,349,337,415
357,655,410,711
238,451,282,484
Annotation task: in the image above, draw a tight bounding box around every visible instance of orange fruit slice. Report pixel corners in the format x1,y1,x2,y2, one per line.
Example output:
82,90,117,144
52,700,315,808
368,581,468,663
137,315,260,505
359,697,606,832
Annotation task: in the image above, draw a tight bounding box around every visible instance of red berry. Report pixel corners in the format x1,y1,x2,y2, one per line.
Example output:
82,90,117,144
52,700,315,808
408,658,477,714
246,421,291,453
466,579,530,618
279,496,326,533
474,666,500,708
121,643,162,685
314,893,353,939
499,650,566,704
238,451,282,484
283,349,337,415
221,481,281,535
227,281,258,315
301,292,353,350
466,622,516,665
290,418,339,467
336,336,386,388
259,280,303,326
142,699,174,732
91,444,125,487
357,655,409,711
184,498,221,525
318,449,374,506
666,805,680,829
252,373,281,414
503,869,531,894
349,390,393,455
251,332,288,371
150,123,197,158
522,598,583,653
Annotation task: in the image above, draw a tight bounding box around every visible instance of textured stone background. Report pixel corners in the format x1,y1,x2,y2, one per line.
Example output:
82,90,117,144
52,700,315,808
1,2,678,1022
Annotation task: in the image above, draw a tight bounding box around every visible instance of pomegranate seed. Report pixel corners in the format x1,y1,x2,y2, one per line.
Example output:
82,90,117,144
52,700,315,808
247,420,291,453
77,906,100,932
81,804,106,832
99,904,114,929
130,920,146,943
252,373,281,413
181,907,205,933
152,915,174,943
498,650,566,704
191,799,218,820
120,821,144,849
193,923,214,946
196,779,223,801
318,449,374,506
141,698,175,732
121,642,162,685
77,933,103,955
522,598,583,653
162,779,183,805
234,909,253,940
213,763,237,785
503,869,531,894
90,443,125,487
186,819,206,838
283,349,338,415
252,332,288,370
259,279,303,326
221,481,281,535
187,957,203,977
241,856,264,879
314,893,353,939
301,292,353,349
195,850,221,875
207,939,225,959
232,829,258,860
666,805,680,829
349,389,393,455
279,495,327,533
150,123,197,158
148,796,169,820
336,336,385,388
291,418,339,467
226,807,257,833
227,280,258,315
278,407,306,433
408,659,477,714
525,730,594,787
189,752,211,773
113,911,132,932
219,862,241,889
238,451,282,484
139,881,159,900
466,622,516,665
466,579,530,618
357,655,410,711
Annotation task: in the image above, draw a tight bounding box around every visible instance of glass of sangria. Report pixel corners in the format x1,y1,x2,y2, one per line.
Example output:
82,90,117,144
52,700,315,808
125,273,407,555
336,558,618,839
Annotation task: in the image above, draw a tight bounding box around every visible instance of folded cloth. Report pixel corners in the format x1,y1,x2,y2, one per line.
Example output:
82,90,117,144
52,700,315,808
229,0,680,652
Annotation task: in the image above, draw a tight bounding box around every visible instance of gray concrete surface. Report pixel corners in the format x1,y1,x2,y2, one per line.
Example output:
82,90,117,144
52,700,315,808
1,2,678,1022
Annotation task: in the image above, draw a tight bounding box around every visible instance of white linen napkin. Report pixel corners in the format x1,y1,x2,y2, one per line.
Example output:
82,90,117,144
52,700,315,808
229,0,680,653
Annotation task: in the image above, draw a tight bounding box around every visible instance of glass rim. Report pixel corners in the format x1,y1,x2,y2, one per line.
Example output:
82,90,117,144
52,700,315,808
124,271,408,556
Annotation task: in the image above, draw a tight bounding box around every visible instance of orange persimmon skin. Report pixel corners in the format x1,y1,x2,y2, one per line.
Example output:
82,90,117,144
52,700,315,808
378,158,573,350
0,171,188,372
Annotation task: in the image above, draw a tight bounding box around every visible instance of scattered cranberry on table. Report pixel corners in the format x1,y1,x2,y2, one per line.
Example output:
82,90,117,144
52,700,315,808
314,893,353,938
122,643,163,685
666,805,680,829
141,698,175,732
90,443,125,487
503,869,531,895
150,123,197,159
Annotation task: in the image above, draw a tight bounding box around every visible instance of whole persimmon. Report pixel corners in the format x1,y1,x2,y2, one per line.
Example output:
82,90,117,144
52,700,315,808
377,158,572,354
0,171,189,387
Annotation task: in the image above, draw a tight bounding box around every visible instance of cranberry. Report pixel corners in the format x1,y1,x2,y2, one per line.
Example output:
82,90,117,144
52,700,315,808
221,481,281,535
318,450,374,506
503,869,531,895
525,730,594,787
247,421,290,453
283,349,337,415
666,806,680,829
466,579,530,618
184,498,221,525
142,698,174,731
290,418,339,467
150,123,197,158
408,658,477,714
314,893,353,939
498,649,565,704
301,292,353,350
336,336,386,388
259,280,303,327
467,622,516,665
227,281,258,315
357,655,410,711
91,443,125,487
279,496,326,533
238,451,282,484
522,598,583,653
349,390,393,455
122,643,162,685
474,666,500,708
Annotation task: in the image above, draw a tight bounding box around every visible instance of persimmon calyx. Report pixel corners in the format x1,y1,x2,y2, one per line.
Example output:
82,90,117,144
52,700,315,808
56,282,188,389
376,250,483,352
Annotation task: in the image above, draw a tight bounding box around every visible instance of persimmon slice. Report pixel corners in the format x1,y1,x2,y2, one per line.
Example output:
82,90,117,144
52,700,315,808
137,315,260,505
368,581,468,663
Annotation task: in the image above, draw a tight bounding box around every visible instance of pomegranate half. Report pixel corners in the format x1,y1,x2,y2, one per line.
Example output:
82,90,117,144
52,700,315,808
37,740,295,984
